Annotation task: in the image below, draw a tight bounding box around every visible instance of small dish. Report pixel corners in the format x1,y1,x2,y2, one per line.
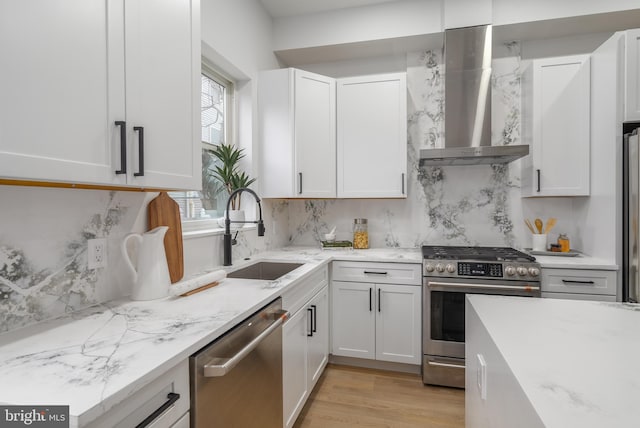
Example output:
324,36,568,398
324,233,336,242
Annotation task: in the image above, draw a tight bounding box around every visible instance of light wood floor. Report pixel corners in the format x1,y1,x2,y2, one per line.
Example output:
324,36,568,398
293,364,465,428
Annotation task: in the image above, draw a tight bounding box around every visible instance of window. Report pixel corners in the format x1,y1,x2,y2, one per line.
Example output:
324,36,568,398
170,63,234,225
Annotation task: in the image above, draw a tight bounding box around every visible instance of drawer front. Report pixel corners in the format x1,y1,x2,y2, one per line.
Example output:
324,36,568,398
541,269,617,296
90,360,189,428
282,266,329,315
332,261,422,285
542,292,617,302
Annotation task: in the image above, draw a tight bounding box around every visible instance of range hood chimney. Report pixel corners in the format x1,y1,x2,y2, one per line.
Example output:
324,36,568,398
419,25,529,166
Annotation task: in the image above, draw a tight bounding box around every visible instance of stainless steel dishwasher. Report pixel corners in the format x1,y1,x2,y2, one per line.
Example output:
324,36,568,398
190,298,288,427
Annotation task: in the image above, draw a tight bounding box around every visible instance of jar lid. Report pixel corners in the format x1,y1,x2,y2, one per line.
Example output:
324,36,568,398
354,218,368,224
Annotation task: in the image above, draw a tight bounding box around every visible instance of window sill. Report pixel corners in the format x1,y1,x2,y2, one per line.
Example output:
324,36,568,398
182,220,256,240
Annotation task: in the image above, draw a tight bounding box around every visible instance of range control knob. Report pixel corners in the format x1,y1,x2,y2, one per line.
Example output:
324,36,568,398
436,263,445,273
528,267,540,277
425,263,435,273
505,266,516,276
446,263,456,273
517,266,528,276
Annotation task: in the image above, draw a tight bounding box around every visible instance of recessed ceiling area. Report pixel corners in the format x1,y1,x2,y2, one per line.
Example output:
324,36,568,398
259,0,406,18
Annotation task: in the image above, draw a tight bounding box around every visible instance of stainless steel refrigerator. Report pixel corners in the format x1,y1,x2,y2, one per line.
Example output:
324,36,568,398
623,122,640,302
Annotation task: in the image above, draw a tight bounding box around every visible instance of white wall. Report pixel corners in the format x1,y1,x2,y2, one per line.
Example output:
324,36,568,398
273,0,640,59
493,0,640,26
273,0,442,51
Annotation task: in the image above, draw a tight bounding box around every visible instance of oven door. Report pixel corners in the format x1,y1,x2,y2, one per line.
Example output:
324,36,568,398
423,276,540,359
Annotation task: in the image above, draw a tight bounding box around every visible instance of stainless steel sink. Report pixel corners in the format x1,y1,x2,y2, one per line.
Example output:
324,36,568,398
227,262,303,281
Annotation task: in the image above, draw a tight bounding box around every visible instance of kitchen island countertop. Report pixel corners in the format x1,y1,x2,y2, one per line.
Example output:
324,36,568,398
0,246,421,427
466,295,640,427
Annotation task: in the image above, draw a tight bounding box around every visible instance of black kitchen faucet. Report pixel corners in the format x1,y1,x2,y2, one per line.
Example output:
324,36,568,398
223,187,265,266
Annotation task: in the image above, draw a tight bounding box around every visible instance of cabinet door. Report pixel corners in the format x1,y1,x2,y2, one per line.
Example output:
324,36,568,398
307,286,329,390
124,0,200,190
337,73,407,198
626,29,640,122
283,307,309,428
294,70,336,198
0,0,125,186
375,284,422,364
527,55,590,196
331,280,375,359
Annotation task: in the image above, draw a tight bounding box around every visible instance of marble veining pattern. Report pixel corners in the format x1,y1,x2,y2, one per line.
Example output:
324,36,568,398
0,187,145,333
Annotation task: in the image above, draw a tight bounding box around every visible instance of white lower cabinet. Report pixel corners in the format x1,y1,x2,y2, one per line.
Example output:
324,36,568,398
541,268,617,301
331,261,422,366
282,268,329,428
88,360,189,428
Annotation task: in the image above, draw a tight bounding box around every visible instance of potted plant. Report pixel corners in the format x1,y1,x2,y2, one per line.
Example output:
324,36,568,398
200,148,225,215
210,143,256,227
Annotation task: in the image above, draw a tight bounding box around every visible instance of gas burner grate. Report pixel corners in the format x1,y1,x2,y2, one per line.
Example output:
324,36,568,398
421,246,536,262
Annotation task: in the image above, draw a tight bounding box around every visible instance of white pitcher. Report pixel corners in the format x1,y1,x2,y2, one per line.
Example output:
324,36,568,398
122,226,171,301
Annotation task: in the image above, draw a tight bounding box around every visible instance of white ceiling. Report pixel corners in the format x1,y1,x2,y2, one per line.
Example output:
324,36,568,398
259,0,406,18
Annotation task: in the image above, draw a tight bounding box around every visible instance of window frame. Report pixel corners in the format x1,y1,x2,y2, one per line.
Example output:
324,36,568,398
174,61,242,235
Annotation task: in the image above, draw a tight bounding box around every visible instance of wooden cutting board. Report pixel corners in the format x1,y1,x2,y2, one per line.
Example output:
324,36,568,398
148,192,184,283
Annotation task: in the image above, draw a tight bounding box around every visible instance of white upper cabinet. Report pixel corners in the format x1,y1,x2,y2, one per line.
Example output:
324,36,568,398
626,29,640,122
123,0,201,190
0,0,116,185
0,0,200,190
337,73,407,198
521,54,591,197
258,68,336,198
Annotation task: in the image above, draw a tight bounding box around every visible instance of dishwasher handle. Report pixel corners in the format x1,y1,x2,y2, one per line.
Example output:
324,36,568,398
204,309,289,377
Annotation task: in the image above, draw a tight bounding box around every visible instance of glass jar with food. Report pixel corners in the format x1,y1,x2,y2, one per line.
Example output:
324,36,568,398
353,218,369,249
557,233,570,252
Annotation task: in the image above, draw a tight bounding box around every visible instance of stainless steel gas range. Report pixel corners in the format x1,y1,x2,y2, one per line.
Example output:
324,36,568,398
421,246,541,388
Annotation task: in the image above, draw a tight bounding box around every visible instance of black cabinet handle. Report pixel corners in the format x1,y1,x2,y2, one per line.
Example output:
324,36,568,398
369,287,372,312
307,307,313,337
536,169,541,192
562,279,595,285
115,121,127,174
378,288,381,312
134,126,144,177
311,304,317,333
298,172,303,194
364,271,388,275
135,392,180,428
401,173,405,194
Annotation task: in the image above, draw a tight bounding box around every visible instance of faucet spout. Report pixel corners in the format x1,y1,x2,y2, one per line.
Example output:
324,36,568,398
223,188,265,266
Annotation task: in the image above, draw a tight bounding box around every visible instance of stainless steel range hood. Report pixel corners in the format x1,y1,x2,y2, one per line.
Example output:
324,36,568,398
419,25,529,166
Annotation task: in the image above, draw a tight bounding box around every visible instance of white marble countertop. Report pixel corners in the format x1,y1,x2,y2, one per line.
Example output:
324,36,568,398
531,253,618,270
0,246,420,427
468,294,640,428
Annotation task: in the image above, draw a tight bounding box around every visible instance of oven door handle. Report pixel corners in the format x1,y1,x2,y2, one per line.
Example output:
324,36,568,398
426,360,466,370
427,281,540,292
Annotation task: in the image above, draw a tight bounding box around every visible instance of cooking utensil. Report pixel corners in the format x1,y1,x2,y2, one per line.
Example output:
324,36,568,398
534,218,544,234
544,217,557,234
524,219,536,234
148,192,184,283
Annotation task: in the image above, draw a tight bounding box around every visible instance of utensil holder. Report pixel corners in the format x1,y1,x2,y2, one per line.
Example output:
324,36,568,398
532,234,547,252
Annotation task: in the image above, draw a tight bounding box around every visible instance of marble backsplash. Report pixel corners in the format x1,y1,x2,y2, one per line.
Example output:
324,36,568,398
0,186,147,333
287,44,578,249
0,184,288,333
